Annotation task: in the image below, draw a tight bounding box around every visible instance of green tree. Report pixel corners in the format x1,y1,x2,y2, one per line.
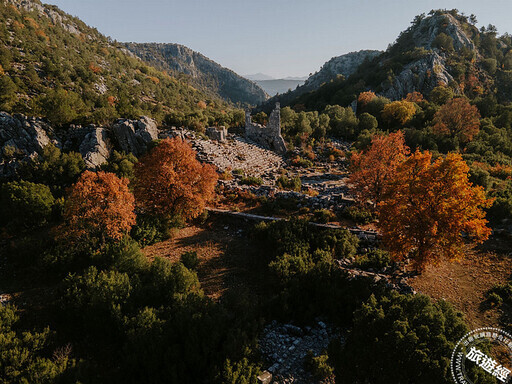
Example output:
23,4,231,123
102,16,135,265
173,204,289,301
336,292,469,384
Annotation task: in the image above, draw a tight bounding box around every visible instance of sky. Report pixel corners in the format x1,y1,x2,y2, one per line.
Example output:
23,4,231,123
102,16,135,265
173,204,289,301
48,0,512,78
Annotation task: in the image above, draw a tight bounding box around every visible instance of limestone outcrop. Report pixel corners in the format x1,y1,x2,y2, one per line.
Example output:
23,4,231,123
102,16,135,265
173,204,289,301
0,113,160,175
112,116,159,157
0,112,60,160
79,127,112,169
382,51,456,100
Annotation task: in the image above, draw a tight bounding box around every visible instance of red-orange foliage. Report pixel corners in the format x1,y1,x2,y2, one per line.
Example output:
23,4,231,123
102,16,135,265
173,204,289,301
378,151,493,270
59,171,135,243
134,137,218,221
349,131,410,209
357,91,376,107
433,97,481,143
405,91,424,103
89,62,102,74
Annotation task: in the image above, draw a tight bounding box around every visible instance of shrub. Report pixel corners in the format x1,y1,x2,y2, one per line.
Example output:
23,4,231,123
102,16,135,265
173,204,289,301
0,180,55,229
222,357,261,384
305,351,334,380
341,205,375,224
276,174,301,191
353,249,391,270
311,209,336,224
181,251,199,270
240,176,263,186
0,304,73,383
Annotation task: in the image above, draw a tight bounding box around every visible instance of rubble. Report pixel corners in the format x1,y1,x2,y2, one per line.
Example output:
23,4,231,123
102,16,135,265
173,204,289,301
259,320,342,383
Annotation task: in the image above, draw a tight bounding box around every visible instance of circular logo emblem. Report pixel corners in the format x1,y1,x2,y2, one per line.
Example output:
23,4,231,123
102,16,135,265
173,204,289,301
451,327,512,384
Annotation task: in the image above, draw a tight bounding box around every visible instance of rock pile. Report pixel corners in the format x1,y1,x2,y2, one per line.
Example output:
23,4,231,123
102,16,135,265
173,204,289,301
259,320,342,383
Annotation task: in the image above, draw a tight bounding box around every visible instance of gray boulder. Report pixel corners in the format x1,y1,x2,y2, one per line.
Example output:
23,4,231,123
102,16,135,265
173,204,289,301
112,116,159,157
0,112,60,160
79,127,112,168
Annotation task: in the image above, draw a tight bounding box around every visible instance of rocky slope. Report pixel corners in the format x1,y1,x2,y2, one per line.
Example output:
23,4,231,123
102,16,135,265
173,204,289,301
124,43,268,106
380,12,478,100
0,0,234,127
260,50,381,110
303,50,382,91
288,10,504,108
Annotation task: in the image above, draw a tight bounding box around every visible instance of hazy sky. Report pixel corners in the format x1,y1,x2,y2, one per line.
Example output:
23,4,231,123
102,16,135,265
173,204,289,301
48,0,512,78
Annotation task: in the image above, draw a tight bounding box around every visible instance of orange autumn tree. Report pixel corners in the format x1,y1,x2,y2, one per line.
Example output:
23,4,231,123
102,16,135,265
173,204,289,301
433,97,481,144
357,91,376,107
349,131,410,210
378,151,493,271
60,171,136,244
134,137,218,221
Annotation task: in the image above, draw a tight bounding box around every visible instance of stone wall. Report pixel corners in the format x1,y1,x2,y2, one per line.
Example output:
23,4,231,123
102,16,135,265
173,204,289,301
245,103,287,154
205,126,227,141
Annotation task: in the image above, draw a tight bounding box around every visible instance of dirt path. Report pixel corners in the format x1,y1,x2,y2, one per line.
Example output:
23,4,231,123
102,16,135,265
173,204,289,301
408,250,512,328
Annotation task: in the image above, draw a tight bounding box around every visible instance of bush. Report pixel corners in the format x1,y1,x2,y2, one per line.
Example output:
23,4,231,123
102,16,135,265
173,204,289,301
276,174,302,191
222,357,261,384
181,251,199,270
240,175,263,186
305,351,334,380
131,213,181,247
0,180,55,229
0,304,74,383
341,205,375,224
353,249,392,270
311,209,336,224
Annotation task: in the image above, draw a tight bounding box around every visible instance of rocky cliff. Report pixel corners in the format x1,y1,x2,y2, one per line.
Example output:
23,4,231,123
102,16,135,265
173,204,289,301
124,43,268,106
0,112,160,175
303,50,382,91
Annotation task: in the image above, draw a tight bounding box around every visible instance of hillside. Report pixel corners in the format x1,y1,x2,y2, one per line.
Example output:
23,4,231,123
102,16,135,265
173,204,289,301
124,42,268,106
259,50,381,110
289,10,512,109
0,0,237,128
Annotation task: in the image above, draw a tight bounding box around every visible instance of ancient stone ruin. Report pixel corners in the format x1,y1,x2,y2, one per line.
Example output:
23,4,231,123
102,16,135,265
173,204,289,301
205,126,227,142
245,103,287,154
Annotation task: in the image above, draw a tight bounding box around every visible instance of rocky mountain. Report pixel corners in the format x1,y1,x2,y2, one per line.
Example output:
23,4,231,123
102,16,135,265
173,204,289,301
0,0,236,128
259,50,381,110
123,43,268,106
302,50,382,91
289,9,509,109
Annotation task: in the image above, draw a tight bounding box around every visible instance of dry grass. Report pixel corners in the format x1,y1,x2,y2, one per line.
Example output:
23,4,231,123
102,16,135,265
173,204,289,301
408,249,512,328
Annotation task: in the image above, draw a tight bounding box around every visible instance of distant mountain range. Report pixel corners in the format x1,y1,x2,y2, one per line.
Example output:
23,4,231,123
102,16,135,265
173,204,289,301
259,50,381,110
243,74,308,96
124,43,268,106
253,79,306,96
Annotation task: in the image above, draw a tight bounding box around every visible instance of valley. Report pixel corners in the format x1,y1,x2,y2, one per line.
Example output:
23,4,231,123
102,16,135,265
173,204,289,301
0,1,512,384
